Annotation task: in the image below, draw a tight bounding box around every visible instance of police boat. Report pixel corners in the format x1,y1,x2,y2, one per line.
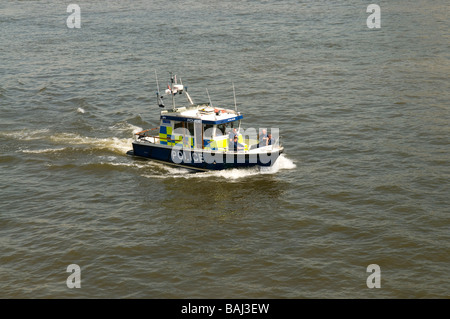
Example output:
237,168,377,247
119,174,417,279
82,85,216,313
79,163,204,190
127,73,284,171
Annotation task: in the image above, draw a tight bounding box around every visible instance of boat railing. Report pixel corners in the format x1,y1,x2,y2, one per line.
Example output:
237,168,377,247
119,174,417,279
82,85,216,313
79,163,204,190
135,129,282,152
135,128,183,144
136,135,183,145
135,127,159,137
245,135,282,150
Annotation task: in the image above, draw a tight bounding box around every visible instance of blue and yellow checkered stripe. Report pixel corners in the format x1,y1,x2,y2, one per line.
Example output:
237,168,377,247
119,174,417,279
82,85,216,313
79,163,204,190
159,125,193,148
159,125,171,145
160,126,247,150
204,138,227,151
204,135,247,151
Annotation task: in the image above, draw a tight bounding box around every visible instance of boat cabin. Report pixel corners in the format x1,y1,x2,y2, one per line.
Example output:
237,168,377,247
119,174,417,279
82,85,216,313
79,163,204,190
137,104,247,151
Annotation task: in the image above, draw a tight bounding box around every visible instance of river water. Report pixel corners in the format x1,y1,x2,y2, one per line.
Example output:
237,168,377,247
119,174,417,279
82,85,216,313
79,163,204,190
1,0,449,298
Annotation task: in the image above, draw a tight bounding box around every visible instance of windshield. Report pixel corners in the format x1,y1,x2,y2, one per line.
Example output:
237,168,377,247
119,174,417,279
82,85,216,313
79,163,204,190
216,120,240,136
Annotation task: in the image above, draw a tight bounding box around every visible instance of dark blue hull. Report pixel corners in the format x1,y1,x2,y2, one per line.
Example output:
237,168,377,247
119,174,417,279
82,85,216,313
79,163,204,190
130,141,283,171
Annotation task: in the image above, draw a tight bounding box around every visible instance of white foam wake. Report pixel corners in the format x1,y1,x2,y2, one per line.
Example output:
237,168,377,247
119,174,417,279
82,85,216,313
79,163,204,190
21,147,67,154
110,122,143,135
142,154,296,180
263,153,297,172
1,128,50,141
49,133,134,154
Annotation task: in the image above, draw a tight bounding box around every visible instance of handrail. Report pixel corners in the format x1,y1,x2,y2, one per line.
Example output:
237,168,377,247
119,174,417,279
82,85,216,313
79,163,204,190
135,127,159,136
137,134,182,143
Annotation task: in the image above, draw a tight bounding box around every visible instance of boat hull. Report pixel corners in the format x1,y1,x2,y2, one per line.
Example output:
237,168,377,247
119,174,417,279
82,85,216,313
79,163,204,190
130,141,283,171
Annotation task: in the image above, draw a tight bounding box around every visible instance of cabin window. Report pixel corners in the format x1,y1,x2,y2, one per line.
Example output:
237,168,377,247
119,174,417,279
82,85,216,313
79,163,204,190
186,122,194,136
174,121,184,131
216,124,226,136
173,121,195,136
203,124,214,138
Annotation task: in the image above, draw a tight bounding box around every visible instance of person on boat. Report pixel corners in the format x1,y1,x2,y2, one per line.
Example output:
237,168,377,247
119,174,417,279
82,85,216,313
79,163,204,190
267,133,275,146
258,129,268,147
228,128,238,148
230,135,244,152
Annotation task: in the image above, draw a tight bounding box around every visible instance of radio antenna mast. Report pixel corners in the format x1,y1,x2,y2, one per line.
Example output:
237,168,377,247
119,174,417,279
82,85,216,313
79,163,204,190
206,88,213,108
155,70,164,108
170,72,176,111
232,82,238,112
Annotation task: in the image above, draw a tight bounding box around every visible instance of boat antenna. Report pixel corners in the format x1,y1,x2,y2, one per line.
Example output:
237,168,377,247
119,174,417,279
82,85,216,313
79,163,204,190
180,77,194,105
206,88,213,108
155,70,164,108
232,82,238,112
232,82,241,133
170,72,176,111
